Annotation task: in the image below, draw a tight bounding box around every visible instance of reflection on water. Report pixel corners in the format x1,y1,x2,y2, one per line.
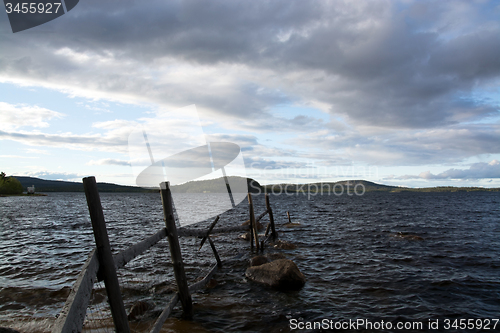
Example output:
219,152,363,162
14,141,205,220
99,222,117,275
1,191,499,331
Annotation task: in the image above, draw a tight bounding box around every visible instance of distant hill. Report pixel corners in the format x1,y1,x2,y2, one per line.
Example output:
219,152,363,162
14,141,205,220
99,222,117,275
262,180,398,194
16,177,150,193
15,176,262,193
262,180,500,193
171,176,261,193
389,186,500,193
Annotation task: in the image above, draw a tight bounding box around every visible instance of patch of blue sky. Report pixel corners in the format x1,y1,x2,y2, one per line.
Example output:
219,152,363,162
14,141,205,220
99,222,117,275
0,82,155,134
466,88,500,124
461,154,500,165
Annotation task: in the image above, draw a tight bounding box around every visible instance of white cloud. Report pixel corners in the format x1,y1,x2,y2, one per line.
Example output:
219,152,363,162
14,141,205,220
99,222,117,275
87,158,131,166
21,171,82,181
0,102,64,131
394,160,500,180
0,155,37,159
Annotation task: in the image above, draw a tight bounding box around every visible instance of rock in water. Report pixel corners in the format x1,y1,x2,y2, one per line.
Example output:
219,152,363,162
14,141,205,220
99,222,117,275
273,239,297,250
250,255,269,267
266,252,286,261
245,259,306,291
391,232,424,241
239,232,251,240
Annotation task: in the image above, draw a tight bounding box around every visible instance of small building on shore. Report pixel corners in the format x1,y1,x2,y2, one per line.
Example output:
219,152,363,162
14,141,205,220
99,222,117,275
27,185,35,194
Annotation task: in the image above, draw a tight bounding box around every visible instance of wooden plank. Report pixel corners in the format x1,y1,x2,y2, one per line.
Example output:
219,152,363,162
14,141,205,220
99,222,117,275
160,181,193,319
243,209,269,226
149,292,180,333
189,263,218,292
150,263,218,333
198,215,220,250
114,228,167,269
221,167,235,208
83,176,130,333
208,237,222,267
265,194,277,241
265,222,271,237
52,249,99,333
178,225,247,237
256,209,269,223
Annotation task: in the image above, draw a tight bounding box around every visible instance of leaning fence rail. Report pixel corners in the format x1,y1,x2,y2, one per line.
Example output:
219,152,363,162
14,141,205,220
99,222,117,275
52,250,99,333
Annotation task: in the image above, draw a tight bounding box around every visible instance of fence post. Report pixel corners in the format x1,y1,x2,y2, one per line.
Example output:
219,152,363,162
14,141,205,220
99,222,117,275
82,176,130,333
265,194,277,241
160,182,193,319
248,193,259,251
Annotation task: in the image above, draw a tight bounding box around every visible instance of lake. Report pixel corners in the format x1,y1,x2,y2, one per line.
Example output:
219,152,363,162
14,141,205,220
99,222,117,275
1,191,499,332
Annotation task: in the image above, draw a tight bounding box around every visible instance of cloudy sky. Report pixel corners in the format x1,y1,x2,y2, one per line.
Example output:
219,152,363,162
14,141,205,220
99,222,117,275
1,0,499,188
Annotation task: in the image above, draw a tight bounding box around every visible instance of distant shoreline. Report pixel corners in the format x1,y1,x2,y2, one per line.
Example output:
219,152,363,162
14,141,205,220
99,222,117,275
13,176,500,193
0,193,48,197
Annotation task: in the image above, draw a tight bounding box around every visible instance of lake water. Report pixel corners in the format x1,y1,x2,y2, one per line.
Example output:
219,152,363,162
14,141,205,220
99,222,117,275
0,191,499,332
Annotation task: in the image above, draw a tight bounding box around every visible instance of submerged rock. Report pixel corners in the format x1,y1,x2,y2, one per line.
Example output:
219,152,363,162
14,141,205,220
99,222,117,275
391,232,424,241
283,222,302,228
245,259,306,291
273,239,297,250
239,232,251,240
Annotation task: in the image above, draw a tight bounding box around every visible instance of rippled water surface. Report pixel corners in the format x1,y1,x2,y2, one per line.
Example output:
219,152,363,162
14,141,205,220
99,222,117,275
1,191,499,332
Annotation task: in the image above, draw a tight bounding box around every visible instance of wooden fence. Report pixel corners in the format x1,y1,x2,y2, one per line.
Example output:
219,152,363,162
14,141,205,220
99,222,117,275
52,176,277,333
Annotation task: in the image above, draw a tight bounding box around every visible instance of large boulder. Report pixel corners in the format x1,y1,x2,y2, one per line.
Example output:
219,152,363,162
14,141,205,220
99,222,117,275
245,259,305,291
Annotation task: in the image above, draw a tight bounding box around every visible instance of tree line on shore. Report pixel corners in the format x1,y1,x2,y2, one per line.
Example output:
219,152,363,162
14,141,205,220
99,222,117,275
0,172,23,195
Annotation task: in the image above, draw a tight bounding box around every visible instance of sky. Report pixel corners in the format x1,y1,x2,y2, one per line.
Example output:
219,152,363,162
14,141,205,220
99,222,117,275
1,0,500,188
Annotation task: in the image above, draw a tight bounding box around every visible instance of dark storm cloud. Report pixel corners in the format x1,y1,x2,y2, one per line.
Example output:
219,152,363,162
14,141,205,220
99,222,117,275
2,0,499,127
1,0,499,170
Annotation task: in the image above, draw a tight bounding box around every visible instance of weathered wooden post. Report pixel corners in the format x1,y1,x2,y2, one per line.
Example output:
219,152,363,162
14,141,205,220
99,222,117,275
265,194,277,240
82,176,130,333
160,182,193,319
248,193,259,251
